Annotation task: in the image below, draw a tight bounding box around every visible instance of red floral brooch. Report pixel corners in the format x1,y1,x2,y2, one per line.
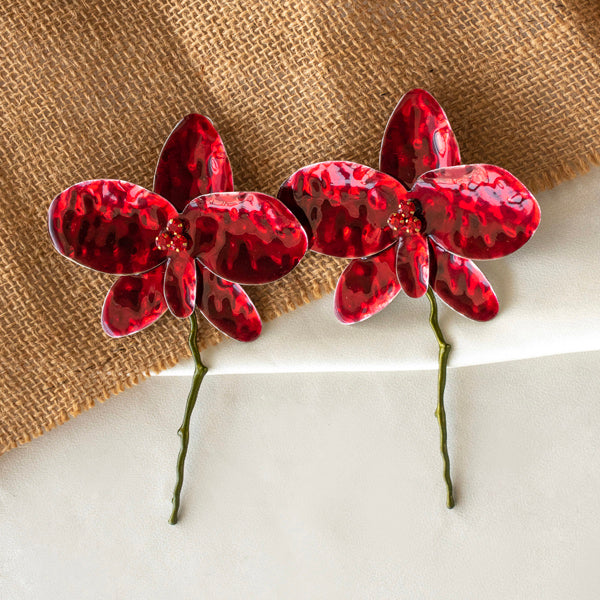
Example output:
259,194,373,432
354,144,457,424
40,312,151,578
278,89,541,507
49,89,541,519
49,115,308,523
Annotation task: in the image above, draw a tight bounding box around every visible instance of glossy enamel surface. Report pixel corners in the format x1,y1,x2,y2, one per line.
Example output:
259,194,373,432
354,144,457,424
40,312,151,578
196,263,262,341
278,161,403,258
154,114,234,212
334,244,401,324
102,265,167,337
380,89,460,188
277,89,538,327
49,180,176,274
49,116,312,337
429,240,499,321
164,258,197,318
184,192,308,284
413,164,540,260
396,233,429,298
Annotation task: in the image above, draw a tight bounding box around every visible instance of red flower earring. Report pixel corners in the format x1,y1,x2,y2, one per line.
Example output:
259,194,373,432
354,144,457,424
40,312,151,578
278,89,541,507
49,114,308,523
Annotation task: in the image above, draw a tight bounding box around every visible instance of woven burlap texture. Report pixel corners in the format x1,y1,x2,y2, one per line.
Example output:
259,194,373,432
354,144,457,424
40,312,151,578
1,0,599,455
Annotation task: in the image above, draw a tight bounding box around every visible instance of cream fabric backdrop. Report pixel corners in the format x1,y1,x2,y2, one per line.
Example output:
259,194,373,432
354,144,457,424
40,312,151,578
2,169,600,598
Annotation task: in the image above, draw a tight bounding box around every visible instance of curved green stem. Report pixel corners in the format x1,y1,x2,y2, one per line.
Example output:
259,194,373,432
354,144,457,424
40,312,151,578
425,287,455,509
169,312,208,525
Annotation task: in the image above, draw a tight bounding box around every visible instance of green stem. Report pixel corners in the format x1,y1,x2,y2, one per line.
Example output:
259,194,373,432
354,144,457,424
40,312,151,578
169,312,208,525
425,287,455,509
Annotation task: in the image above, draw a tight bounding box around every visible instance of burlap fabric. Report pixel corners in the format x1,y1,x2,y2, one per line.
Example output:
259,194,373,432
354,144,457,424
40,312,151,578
1,0,599,455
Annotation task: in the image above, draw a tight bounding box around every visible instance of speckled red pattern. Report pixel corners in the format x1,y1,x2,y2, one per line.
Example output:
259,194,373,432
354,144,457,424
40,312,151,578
184,192,308,284
334,244,401,324
50,115,309,338
280,89,540,323
102,265,168,337
412,164,541,260
428,240,498,321
380,88,461,188
278,161,403,258
196,263,262,342
49,180,176,274
396,233,429,298
164,257,197,318
154,114,234,213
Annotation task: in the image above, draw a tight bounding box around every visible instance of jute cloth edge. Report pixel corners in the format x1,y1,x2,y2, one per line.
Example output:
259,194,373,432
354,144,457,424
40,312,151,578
2,272,341,453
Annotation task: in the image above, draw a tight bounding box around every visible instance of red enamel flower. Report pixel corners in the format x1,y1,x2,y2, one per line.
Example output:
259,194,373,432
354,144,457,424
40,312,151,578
49,115,308,341
278,89,541,324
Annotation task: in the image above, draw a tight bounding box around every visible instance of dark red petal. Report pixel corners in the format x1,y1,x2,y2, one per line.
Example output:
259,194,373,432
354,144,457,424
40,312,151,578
164,257,196,318
334,244,401,324
183,192,308,284
429,240,499,321
412,164,541,259
277,161,403,258
396,233,429,298
102,265,168,337
49,180,176,274
196,262,262,341
380,89,461,188
154,114,234,212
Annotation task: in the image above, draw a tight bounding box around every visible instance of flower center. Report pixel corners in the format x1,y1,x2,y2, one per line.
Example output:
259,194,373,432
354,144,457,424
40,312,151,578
387,200,422,236
155,218,191,253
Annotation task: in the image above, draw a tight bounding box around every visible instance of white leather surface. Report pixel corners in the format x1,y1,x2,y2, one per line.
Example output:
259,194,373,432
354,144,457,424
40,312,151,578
2,169,600,599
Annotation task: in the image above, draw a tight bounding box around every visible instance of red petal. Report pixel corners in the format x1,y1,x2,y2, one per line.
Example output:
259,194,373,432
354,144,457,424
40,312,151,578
196,262,262,341
277,161,403,258
396,233,429,298
412,164,541,259
334,244,401,324
102,265,168,337
429,240,499,321
183,192,308,284
154,114,234,212
49,180,176,274
164,257,196,318
380,89,461,188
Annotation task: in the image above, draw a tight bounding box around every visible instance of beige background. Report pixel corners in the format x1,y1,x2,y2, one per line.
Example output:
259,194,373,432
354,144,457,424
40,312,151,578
2,168,600,598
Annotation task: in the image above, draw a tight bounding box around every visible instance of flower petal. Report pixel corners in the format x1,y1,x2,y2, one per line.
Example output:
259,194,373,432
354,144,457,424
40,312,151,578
49,180,176,274
396,233,429,298
380,88,461,188
429,240,499,321
196,262,262,341
334,244,401,324
277,161,403,258
164,257,197,318
102,265,168,337
412,164,541,259
184,192,308,284
154,114,234,212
